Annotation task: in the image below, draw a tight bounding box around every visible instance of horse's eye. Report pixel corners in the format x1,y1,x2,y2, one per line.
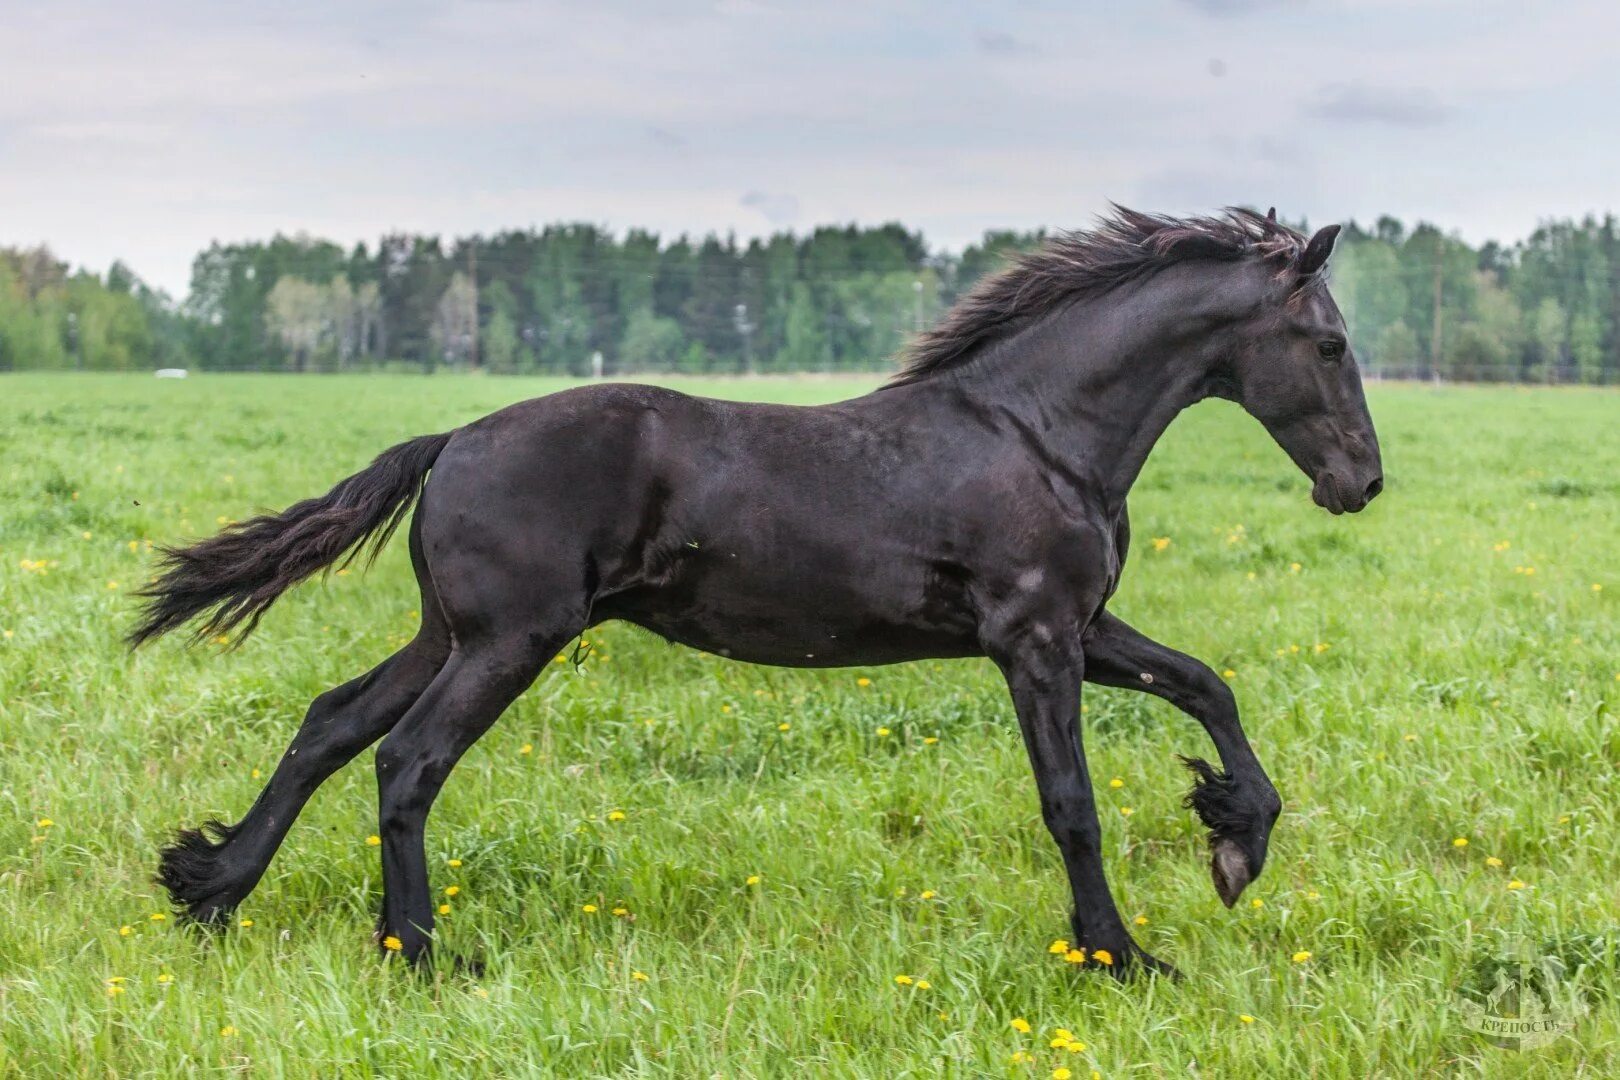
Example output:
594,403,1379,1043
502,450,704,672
1317,340,1344,362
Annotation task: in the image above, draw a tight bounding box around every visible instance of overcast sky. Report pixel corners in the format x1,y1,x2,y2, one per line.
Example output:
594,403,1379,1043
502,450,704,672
4,0,1616,296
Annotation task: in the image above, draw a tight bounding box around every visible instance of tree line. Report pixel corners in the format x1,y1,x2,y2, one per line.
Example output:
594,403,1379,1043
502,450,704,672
4,213,1620,383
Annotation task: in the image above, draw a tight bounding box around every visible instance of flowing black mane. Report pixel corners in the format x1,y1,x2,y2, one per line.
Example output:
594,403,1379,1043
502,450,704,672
891,206,1310,385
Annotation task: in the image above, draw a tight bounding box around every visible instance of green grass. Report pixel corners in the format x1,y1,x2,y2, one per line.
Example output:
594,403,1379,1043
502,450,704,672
1,373,1616,1077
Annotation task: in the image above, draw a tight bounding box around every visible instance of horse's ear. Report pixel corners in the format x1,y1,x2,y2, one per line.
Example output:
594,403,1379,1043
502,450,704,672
1297,224,1341,277
1265,206,1277,223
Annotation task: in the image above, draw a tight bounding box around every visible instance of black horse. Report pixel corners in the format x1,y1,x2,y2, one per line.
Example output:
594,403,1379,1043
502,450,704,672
133,207,1382,977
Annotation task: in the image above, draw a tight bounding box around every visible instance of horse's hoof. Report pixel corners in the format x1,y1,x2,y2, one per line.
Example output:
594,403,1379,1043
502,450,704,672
182,895,241,927
1211,837,1254,908
1095,942,1180,981
1122,946,1181,981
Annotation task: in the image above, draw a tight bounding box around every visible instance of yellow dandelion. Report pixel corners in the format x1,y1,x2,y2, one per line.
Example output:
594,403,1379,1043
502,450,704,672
1305,890,1321,900
250,767,261,780
106,984,125,996
37,818,53,829
1108,776,1123,789
1011,1050,1034,1064
1452,837,1469,848
1010,1017,1032,1033
920,890,936,900
1222,668,1236,678
1053,1028,1074,1041
1134,914,1148,926
1250,898,1264,909
156,973,173,984
1053,1068,1073,1080
519,743,533,755
876,726,891,736
1063,948,1086,964
857,677,872,687
582,903,598,913
438,904,451,915
632,970,649,982
1047,939,1069,954
1066,1040,1086,1052
1593,583,1602,592
1291,950,1312,963
118,925,133,937
894,974,913,985
219,1025,237,1037
238,919,253,928
382,935,403,951
607,810,627,822
777,722,791,731
1313,642,1329,654
1091,948,1113,966
1151,536,1171,551
721,704,732,713
1507,879,1526,890
612,906,629,916
448,858,462,868
915,979,932,990
1558,815,1571,825
745,874,761,886
1485,856,1503,868
1240,1013,1255,1024
106,580,119,590
1289,562,1302,573
1403,733,1417,742
149,912,166,922
1119,806,1133,817
472,987,490,998
366,835,382,846
1049,1037,1071,1049
923,736,939,744
81,530,92,540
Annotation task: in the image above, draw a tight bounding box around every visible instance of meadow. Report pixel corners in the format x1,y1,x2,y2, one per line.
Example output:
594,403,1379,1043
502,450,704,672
0,372,1616,1077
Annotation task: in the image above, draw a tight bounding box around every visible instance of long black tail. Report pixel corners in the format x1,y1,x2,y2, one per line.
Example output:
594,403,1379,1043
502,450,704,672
129,431,454,647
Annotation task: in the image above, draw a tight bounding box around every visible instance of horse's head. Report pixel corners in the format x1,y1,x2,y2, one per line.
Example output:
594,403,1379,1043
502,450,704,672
1223,220,1384,514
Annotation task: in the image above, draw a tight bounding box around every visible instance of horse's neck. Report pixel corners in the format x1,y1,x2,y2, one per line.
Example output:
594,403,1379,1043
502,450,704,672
951,280,1223,512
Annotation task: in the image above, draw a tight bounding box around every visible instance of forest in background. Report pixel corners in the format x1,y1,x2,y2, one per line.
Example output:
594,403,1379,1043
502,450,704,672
3,213,1620,383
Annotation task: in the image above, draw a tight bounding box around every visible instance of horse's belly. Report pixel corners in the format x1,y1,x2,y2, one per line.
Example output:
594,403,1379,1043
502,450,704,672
596,565,981,668
617,610,980,667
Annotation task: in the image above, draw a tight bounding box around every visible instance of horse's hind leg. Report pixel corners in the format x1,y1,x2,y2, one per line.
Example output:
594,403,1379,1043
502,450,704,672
159,510,452,924
372,619,574,964
157,622,449,923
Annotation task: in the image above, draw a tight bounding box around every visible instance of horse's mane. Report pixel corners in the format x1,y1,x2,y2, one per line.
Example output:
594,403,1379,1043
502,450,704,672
889,206,1310,386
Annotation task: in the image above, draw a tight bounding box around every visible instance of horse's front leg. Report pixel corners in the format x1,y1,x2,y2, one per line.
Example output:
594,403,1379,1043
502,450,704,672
993,636,1176,979
1082,611,1281,907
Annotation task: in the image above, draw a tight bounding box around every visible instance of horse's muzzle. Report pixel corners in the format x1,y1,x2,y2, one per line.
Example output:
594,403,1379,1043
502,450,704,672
1313,470,1383,515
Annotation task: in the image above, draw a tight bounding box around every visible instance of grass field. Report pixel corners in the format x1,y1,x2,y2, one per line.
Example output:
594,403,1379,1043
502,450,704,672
1,373,1616,1077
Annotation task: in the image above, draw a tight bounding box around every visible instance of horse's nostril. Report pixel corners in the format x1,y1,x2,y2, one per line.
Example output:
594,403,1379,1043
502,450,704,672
1364,476,1384,502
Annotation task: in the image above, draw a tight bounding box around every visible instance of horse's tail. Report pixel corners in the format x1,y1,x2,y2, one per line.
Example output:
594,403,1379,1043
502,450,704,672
128,431,454,647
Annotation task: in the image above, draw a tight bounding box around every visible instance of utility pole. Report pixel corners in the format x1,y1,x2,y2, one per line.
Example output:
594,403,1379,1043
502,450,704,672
734,302,755,375
1431,236,1444,383
467,241,479,368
